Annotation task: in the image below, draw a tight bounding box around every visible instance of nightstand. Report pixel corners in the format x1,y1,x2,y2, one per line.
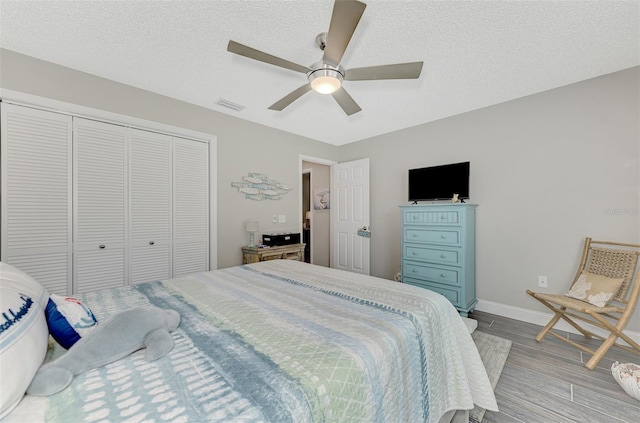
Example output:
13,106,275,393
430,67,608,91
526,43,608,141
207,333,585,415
242,243,306,264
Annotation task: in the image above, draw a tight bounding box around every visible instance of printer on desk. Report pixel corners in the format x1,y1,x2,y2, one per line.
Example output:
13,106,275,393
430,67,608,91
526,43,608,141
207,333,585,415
262,233,301,246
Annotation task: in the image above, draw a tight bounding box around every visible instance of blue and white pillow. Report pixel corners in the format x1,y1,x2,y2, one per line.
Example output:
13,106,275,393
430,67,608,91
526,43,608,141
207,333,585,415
45,294,98,350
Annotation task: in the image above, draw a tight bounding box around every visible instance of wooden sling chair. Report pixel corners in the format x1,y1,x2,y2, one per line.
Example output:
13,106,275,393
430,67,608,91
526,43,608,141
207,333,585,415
526,237,640,370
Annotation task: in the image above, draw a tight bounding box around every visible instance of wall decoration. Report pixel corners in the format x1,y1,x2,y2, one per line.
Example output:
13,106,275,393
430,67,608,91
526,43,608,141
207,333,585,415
314,188,330,209
231,172,292,201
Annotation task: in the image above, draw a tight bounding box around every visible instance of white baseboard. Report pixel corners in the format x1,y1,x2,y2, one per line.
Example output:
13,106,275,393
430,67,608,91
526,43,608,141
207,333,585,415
475,299,640,346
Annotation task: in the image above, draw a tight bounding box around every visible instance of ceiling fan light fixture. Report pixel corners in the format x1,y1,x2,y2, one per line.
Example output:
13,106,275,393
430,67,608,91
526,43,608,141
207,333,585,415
308,68,343,94
228,1,421,114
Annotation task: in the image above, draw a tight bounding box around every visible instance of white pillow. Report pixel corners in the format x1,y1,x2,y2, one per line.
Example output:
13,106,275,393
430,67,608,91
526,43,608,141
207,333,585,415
611,361,640,401
565,271,625,308
0,262,50,419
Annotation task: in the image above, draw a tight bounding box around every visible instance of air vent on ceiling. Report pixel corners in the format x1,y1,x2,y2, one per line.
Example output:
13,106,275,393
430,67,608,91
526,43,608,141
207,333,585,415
215,98,245,112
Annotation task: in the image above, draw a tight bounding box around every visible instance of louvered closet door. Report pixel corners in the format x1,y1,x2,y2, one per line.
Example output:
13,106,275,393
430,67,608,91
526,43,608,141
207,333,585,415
74,118,127,293
129,128,172,284
1,104,73,295
173,137,209,277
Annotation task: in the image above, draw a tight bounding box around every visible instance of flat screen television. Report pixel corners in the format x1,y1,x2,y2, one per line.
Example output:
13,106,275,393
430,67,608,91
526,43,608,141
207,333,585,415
408,161,470,202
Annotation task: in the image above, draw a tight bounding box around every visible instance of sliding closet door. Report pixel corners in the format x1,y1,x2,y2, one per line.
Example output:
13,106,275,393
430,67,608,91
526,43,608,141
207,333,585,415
173,137,209,276
1,104,73,295
73,118,128,293
129,128,172,284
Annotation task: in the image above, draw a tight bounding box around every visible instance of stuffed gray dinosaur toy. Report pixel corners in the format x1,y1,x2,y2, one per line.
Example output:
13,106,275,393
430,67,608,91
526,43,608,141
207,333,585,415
27,306,180,396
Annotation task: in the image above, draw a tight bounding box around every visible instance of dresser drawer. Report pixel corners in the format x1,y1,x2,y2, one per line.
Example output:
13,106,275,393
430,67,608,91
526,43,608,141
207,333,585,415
404,277,461,304
404,228,461,246
403,210,460,225
404,262,460,286
404,245,460,265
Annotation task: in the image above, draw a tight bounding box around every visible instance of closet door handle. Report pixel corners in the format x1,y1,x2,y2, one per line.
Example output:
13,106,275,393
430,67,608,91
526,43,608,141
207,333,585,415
99,244,106,249
149,241,155,245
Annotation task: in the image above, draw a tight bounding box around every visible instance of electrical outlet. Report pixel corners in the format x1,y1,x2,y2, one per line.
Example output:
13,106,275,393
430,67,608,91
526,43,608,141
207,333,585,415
538,275,548,288
278,214,286,223
272,215,278,223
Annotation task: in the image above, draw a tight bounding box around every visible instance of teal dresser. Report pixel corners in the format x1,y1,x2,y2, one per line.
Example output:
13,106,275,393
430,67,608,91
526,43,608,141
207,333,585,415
400,204,478,316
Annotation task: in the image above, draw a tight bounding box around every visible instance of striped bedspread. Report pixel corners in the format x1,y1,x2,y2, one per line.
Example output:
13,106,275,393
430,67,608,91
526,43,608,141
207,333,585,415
10,260,497,423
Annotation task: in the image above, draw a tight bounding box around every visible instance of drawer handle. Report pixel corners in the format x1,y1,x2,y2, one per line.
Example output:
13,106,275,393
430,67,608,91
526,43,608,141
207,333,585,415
99,244,105,249
441,235,447,239
149,241,155,245
412,251,417,255
441,215,446,219
412,233,417,237
440,273,447,277
440,254,447,258
412,269,417,273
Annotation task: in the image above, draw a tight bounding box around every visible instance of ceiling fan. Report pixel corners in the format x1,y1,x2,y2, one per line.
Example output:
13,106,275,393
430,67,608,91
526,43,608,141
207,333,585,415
227,0,423,116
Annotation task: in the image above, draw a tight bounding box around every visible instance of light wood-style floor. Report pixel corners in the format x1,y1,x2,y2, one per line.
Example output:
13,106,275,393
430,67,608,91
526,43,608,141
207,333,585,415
468,311,640,423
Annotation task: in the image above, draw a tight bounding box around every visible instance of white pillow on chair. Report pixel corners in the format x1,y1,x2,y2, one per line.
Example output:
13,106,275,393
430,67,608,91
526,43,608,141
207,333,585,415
565,271,625,307
0,262,50,419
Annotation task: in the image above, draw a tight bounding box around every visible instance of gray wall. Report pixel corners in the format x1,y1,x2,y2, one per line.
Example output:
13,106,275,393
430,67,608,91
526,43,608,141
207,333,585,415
2,49,638,332
338,67,640,331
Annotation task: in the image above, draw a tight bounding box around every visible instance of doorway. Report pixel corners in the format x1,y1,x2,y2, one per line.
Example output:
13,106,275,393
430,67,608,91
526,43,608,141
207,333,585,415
300,155,334,267
302,171,311,263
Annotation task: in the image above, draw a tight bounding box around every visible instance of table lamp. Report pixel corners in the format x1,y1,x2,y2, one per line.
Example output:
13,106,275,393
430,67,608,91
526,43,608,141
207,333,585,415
246,221,259,247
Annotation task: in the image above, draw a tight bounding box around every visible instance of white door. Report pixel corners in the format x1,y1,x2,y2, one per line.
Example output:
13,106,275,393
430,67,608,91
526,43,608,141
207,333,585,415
1,104,73,295
74,118,128,293
331,158,370,275
129,128,172,284
173,137,209,277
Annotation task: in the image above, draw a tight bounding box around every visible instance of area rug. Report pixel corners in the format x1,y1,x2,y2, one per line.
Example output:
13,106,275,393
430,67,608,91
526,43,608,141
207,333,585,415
470,331,512,423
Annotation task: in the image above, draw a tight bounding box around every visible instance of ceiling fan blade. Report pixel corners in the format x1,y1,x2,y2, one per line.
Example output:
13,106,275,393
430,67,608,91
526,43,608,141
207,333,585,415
331,87,362,116
344,62,424,81
268,84,312,111
228,40,311,74
322,0,367,67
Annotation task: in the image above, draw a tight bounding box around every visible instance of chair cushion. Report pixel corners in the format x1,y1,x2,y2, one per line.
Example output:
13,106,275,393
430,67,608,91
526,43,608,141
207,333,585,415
534,292,620,312
565,271,625,307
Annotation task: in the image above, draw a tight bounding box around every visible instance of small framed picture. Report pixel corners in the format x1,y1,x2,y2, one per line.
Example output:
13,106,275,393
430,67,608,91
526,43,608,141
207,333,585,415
314,189,330,210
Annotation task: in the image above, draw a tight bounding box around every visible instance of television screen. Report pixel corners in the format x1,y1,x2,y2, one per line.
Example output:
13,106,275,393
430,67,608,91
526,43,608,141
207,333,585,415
408,161,470,202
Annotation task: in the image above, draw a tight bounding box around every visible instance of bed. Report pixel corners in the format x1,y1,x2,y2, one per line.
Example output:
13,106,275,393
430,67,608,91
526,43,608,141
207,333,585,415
3,259,497,422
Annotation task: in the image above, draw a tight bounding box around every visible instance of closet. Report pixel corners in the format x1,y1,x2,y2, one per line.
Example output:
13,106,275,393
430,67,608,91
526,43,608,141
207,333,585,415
1,103,211,295
1,105,73,294
129,128,172,285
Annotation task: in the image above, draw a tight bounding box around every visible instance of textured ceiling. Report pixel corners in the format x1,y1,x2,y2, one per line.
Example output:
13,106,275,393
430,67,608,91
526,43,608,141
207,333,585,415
1,0,638,146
